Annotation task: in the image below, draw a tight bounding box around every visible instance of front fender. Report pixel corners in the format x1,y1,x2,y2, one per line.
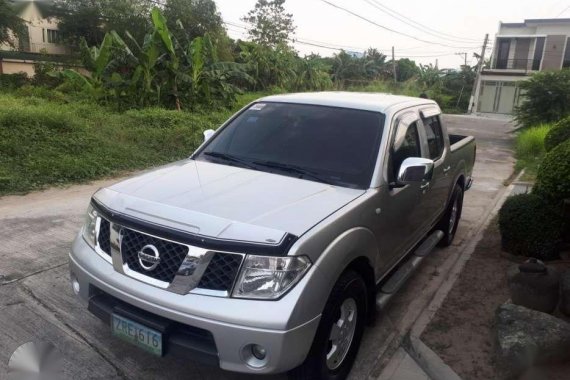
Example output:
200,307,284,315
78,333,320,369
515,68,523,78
288,227,378,326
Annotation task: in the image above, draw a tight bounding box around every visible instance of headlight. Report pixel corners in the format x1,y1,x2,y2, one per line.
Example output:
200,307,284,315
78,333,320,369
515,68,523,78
232,255,311,300
82,205,98,249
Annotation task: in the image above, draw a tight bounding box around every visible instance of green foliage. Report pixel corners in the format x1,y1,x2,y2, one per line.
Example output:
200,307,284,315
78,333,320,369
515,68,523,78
516,124,550,158
498,193,563,260
534,140,570,206
514,124,551,180
515,69,570,128
0,93,266,195
396,58,418,82
54,0,154,47
544,117,570,152
242,0,296,47
0,73,30,90
55,8,251,110
163,0,226,44
0,0,26,47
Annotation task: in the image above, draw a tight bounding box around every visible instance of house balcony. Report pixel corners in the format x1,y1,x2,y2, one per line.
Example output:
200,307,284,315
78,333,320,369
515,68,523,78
493,58,542,71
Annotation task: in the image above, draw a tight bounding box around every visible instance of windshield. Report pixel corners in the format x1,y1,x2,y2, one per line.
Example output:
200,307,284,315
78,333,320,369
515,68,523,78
195,102,385,189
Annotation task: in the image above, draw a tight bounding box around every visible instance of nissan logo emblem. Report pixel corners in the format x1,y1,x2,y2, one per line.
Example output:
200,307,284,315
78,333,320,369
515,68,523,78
137,244,161,271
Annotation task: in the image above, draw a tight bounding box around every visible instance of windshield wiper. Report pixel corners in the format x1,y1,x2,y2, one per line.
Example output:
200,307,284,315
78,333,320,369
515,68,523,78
252,160,333,185
202,152,257,170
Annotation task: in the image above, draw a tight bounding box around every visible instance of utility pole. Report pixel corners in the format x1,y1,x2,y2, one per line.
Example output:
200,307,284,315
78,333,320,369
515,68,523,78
468,33,489,114
392,46,397,82
455,52,467,67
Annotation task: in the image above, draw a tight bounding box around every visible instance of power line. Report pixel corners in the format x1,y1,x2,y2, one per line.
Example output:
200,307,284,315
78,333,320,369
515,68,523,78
361,0,480,43
319,0,482,49
223,20,477,60
556,5,570,17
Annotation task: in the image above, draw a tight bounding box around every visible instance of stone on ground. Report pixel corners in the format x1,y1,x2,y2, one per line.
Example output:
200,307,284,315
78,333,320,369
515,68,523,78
561,271,570,317
496,303,570,371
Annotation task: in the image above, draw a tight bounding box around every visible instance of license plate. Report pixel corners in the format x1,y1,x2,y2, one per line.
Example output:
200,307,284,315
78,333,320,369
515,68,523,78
111,313,163,356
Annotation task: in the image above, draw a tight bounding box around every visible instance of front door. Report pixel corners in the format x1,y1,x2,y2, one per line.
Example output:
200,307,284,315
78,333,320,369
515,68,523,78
372,112,430,270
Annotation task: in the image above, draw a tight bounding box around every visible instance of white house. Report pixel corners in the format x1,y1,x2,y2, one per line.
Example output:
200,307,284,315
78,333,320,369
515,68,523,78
475,18,570,115
0,0,69,76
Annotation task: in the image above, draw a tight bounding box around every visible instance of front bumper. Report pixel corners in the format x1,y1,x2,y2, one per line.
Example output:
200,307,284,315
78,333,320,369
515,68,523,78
69,235,321,374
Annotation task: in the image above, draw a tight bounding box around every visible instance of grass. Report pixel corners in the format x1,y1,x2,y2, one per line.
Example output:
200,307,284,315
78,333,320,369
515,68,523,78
514,124,551,182
0,92,265,195
0,82,466,196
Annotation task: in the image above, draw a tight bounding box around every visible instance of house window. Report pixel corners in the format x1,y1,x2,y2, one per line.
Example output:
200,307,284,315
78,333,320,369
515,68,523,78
563,38,570,68
46,29,61,44
533,37,545,70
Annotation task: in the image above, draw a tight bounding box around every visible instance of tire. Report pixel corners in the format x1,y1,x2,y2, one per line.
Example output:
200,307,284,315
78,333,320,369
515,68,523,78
288,271,367,380
436,184,464,247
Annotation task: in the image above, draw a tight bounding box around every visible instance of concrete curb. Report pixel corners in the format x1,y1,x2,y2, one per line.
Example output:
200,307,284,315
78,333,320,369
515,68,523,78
404,334,462,380
403,171,523,379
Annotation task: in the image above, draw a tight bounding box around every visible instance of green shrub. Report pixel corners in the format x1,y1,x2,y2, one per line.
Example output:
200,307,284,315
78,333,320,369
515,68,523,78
534,140,570,205
0,73,30,89
498,193,563,260
544,117,570,152
514,69,570,128
516,124,550,158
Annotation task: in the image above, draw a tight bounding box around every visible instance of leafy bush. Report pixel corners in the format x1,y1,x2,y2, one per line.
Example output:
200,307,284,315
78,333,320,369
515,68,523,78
514,69,570,128
544,117,570,152
534,140,570,206
0,73,30,89
498,193,563,260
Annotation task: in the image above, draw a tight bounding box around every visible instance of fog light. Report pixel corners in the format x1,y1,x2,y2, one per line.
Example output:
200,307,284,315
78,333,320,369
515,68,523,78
71,276,80,295
252,345,266,360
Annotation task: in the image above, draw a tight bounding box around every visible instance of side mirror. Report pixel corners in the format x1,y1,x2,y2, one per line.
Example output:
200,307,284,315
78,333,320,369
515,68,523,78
203,129,215,142
397,157,434,185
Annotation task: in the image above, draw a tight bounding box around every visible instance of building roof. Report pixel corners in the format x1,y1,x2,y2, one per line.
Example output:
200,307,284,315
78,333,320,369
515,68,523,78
10,0,55,15
502,18,570,27
259,92,435,113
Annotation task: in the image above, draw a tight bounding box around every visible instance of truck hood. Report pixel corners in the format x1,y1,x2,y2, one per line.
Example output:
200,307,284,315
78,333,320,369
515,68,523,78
93,160,365,245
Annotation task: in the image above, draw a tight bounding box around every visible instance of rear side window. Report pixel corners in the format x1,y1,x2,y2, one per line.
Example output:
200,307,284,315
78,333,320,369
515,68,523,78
422,116,445,160
391,121,421,180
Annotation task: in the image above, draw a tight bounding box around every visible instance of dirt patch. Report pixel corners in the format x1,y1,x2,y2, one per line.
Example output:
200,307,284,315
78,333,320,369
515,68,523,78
421,219,570,380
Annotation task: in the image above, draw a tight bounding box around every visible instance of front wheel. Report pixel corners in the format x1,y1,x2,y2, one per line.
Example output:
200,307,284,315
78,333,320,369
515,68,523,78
436,184,464,247
288,271,367,380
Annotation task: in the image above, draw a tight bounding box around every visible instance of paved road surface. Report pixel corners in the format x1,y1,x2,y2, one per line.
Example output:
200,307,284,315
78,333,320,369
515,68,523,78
0,115,514,379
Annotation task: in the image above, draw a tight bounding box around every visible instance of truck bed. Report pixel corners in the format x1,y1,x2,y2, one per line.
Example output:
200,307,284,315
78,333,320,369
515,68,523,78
449,134,475,153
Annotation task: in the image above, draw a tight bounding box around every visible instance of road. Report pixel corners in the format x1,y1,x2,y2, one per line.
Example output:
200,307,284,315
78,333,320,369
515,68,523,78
0,115,514,379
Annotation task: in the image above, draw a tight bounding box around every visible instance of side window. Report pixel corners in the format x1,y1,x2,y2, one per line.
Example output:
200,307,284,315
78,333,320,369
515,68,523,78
391,121,421,180
422,116,445,160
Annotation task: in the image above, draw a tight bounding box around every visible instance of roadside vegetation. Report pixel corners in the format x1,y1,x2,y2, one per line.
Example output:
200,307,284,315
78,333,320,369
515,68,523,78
0,0,478,195
0,92,263,195
514,124,551,181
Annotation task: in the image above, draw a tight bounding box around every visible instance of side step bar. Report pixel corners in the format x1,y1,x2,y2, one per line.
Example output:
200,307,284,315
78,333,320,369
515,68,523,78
376,230,444,310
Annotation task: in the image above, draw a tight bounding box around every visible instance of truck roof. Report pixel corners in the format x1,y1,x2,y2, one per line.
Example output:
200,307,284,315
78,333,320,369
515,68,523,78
259,92,437,114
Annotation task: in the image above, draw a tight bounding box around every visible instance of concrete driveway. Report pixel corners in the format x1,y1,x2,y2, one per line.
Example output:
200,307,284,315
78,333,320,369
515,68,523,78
0,115,514,379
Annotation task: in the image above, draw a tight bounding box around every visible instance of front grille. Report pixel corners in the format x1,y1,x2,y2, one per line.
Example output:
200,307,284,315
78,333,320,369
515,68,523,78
198,253,243,291
98,219,111,256
121,228,188,283
94,216,244,294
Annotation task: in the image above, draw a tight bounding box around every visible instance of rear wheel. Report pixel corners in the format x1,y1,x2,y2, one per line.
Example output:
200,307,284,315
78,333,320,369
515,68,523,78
436,184,464,247
288,271,367,380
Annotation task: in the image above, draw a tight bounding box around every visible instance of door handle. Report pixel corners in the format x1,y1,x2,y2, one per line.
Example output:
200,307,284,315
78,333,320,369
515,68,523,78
443,165,451,174
420,182,430,190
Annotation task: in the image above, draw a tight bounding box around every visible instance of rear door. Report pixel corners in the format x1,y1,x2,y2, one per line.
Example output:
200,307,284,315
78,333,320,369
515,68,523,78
419,109,451,224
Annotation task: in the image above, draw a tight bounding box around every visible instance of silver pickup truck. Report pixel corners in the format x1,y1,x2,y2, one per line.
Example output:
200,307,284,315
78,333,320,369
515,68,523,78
69,92,475,379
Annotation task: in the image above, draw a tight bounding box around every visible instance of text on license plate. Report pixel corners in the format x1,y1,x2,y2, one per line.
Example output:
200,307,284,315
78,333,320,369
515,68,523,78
111,313,163,356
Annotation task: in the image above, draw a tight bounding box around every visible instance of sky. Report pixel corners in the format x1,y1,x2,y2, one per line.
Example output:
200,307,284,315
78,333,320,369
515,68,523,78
215,0,570,68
